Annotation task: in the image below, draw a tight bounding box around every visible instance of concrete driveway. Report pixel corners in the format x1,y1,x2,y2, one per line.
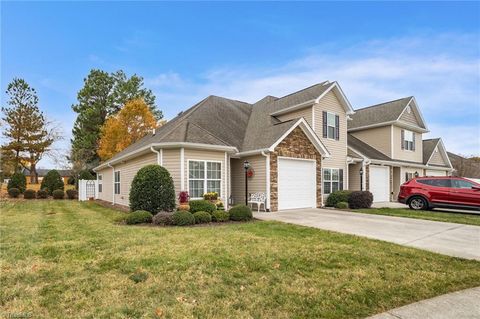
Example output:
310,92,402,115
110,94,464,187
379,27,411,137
254,208,480,260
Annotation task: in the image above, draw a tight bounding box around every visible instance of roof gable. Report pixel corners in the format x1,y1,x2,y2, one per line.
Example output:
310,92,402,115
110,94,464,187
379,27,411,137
423,138,452,168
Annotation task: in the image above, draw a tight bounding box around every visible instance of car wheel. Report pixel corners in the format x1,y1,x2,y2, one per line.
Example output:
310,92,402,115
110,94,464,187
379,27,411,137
409,196,428,210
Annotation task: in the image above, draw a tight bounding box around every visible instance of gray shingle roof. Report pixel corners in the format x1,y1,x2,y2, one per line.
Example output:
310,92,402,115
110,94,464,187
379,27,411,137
422,138,440,165
23,168,73,177
99,82,333,165
347,134,391,161
348,97,412,130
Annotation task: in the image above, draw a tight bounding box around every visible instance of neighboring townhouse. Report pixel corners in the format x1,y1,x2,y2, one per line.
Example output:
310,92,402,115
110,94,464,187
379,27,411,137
94,81,354,211
347,97,453,202
22,168,73,184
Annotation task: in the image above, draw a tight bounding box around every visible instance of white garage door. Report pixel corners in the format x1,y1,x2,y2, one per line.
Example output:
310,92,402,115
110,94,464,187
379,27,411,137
370,166,390,202
278,158,316,210
425,170,446,177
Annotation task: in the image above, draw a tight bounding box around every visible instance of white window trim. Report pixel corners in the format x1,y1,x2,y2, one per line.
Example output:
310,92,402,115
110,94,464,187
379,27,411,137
187,159,223,200
114,170,121,195
326,111,338,140
322,167,343,194
98,174,103,193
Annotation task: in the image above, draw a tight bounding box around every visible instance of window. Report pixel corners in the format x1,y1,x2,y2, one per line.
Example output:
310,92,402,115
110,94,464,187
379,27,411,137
114,171,120,194
405,172,414,182
323,168,343,194
98,174,103,193
188,160,221,198
451,179,476,189
417,179,451,188
322,112,339,140
403,130,415,151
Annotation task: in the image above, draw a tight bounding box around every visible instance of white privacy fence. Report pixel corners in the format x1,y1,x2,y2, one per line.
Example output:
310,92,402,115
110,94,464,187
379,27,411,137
78,179,98,201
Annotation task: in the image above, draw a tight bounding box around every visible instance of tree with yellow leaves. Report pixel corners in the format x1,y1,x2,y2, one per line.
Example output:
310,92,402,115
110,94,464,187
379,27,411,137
98,98,157,160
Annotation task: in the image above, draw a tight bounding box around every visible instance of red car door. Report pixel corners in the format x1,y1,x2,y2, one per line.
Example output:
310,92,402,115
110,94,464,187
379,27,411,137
450,179,480,207
416,179,451,204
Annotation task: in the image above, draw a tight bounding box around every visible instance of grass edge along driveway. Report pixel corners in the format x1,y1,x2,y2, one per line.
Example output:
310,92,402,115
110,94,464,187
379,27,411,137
353,207,480,226
1,200,480,319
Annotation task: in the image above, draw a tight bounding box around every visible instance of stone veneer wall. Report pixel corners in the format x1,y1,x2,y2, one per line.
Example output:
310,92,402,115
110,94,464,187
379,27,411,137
269,127,322,212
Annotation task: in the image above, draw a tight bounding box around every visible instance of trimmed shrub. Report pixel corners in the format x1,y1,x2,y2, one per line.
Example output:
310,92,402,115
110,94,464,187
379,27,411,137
335,201,349,209
40,170,64,195
348,191,373,209
193,211,212,224
66,189,78,200
189,200,216,213
203,192,218,200
37,189,48,199
326,190,352,207
172,210,195,226
152,212,174,226
24,189,36,199
229,205,253,221
178,204,190,211
7,172,26,193
8,188,20,198
216,201,225,211
52,189,65,199
125,210,153,225
129,165,176,214
212,210,230,222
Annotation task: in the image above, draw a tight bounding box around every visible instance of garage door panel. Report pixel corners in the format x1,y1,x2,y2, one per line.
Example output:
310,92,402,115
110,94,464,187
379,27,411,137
370,166,390,202
278,158,316,210
425,170,446,177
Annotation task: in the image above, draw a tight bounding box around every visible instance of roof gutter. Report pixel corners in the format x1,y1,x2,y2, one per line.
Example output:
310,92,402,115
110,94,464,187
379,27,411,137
234,148,270,157
348,121,429,133
370,159,452,171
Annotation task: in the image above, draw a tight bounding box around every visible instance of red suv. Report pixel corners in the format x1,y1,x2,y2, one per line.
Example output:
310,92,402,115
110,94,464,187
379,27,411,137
398,177,480,211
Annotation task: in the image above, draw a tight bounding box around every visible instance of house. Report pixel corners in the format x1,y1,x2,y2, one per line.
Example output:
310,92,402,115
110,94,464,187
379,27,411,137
93,81,452,210
22,168,73,184
347,97,453,201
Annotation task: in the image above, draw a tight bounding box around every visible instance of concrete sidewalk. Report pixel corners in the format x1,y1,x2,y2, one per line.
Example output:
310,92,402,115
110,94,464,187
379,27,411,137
254,208,480,260
367,286,480,319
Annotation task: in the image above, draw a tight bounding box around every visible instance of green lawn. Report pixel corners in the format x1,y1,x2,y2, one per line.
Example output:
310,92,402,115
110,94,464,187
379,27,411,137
354,207,480,226
1,201,480,319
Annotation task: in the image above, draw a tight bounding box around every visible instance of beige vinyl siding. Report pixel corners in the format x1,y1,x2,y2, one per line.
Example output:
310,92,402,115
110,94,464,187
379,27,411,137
428,149,448,166
184,149,227,202
351,126,392,157
113,152,157,206
97,167,112,202
392,126,423,163
399,107,421,126
231,155,266,205
276,106,313,126
313,91,348,189
401,167,419,183
348,162,362,191
162,149,181,198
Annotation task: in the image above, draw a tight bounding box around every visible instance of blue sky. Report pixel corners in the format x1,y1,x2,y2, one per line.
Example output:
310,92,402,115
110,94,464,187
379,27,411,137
2,1,479,167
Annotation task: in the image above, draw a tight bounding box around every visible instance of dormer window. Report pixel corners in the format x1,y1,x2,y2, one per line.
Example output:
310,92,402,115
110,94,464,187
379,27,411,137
322,111,340,140
401,129,415,151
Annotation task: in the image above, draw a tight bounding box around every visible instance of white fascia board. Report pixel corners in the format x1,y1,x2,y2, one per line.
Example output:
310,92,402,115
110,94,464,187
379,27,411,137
348,121,428,133
94,142,238,171
269,99,315,117
234,148,271,157
268,118,331,157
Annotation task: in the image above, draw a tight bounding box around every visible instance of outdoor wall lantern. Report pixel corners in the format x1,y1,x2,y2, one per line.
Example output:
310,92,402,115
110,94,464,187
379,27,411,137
414,171,419,178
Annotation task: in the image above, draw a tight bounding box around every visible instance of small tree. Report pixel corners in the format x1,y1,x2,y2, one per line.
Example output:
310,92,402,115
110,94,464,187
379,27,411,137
79,169,95,180
40,170,64,195
129,165,175,214
7,172,26,193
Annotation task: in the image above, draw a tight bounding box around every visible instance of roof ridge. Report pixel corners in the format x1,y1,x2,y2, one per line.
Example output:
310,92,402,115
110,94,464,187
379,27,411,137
355,96,412,111
208,95,251,106
274,81,330,101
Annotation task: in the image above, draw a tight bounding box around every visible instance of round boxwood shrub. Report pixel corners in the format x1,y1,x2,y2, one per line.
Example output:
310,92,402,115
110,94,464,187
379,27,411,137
8,188,20,198
66,189,78,200
125,210,153,225
37,189,48,199
335,201,349,209
172,210,195,226
348,191,373,209
40,170,64,195
7,172,26,193
229,205,253,221
52,189,65,199
189,200,216,213
152,212,174,225
212,210,230,222
129,165,176,214
193,211,212,224
23,189,36,199
326,190,352,207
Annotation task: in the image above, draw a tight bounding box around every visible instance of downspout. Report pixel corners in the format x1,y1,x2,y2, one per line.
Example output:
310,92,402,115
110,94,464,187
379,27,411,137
107,163,115,205
150,146,161,165
320,156,325,207
261,151,270,211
